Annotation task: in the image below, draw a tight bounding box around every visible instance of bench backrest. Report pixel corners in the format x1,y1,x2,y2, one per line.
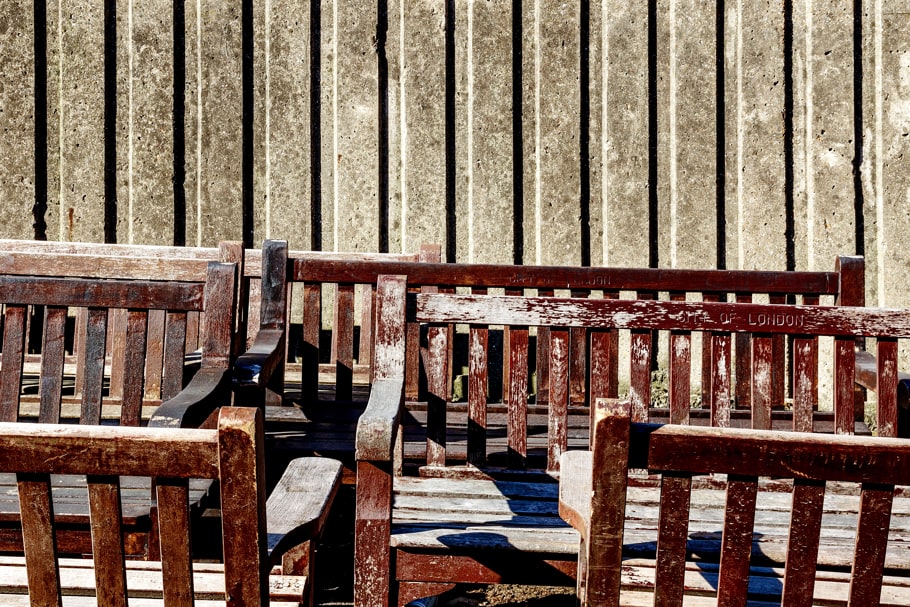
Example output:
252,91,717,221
0,255,236,426
3,407,272,605
243,240,440,405
413,292,910,473
567,399,908,606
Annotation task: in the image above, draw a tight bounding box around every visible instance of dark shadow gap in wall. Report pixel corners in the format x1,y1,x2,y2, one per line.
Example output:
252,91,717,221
104,0,118,243
715,2,726,270
310,0,323,251
377,0,389,253
512,0,524,266
647,0,658,268
33,2,48,241
579,0,591,267
852,0,865,258
783,0,795,272
445,0,457,262
242,0,254,248
172,1,186,246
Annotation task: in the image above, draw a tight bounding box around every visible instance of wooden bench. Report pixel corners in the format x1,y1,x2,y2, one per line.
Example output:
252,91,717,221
354,283,910,606
0,253,238,557
234,240,440,472
0,406,340,606
560,398,910,606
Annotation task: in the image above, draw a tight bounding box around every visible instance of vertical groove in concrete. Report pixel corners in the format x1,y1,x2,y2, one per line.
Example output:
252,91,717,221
55,1,106,242
873,0,885,307
0,2,37,239
603,0,650,267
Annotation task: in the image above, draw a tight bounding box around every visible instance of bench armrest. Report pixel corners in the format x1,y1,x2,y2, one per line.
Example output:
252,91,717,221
854,349,910,411
355,376,405,462
233,328,286,405
266,456,343,567
149,367,232,429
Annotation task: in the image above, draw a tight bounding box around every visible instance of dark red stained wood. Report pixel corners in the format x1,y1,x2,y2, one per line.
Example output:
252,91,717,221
710,332,732,428
834,337,855,435
547,328,569,472
734,294,752,412
750,334,773,430
88,476,128,607
80,308,108,425
535,289,554,408
218,408,269,607
654,473,692,607
875,338,899,438
791,336,818,433
781,480,824,607
360,283,375,376
120,310,148,427
302,283,322,403
507,327,529,469
569,299,587,406
0,305,26,421
849,485,894,607
185,311,201,354
333,283,355,402
354,461,393,607
162,311,189,401
0,275,205,310
416,293,910,337
588,329,614,404
17,473,61,606
425,325,449,467
39,306,67,424
629,330,652,423
109,308,127,400
294,259,839,295
144,309,166,401
701,293,721,412
836,255,865,307
669,293,690,426
769,294,787,410
716,477,758,607
467,326,489,467
157,479,194,607
586,400,631,606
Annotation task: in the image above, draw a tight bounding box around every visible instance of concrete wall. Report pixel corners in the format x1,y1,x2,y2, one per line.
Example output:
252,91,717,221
1,1,909,307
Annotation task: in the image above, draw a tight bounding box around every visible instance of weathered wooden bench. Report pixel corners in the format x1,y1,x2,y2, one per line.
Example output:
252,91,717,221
0,253,239,557
0,406,340,606
354,282,910,606
234,240,440,472
560,398,910,606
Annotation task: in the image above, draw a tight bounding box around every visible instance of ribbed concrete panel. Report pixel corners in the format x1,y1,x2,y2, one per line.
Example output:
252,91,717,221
603,0,650,268
333,0,379,252
878,5,910,308
795,1,856,272
0,2,36,239
53,2,105,242
534,0,581,266
186,3,243,246
120,0,174,245
258,0,313,249
398,1,448,257
659,0,717,270
468,0,514,264
727,1,787,271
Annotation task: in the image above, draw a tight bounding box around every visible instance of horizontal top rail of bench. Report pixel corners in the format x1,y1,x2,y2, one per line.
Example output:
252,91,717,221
415,293,910,336
291,259,844,295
